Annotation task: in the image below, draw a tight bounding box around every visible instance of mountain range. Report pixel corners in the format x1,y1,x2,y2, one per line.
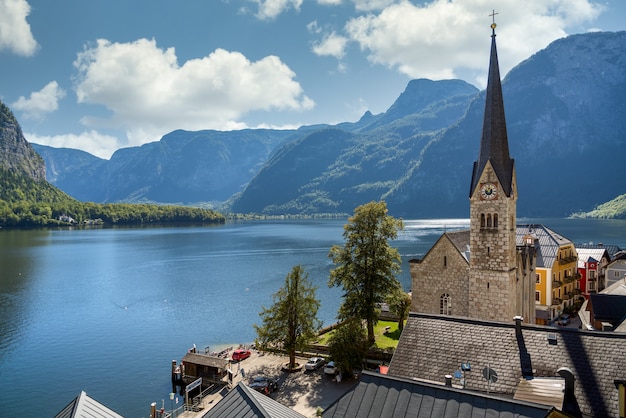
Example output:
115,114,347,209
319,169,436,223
31,31,626,218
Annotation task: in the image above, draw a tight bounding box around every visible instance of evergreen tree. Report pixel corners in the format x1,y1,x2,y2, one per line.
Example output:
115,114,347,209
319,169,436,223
329,201,403,343
254,265,321,369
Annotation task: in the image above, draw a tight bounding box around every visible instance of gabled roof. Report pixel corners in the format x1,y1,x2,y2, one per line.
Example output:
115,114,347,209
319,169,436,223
576,248,609,268
322,371,550,418
54,391,124,418
409,230,470,264
589,293,626,324
516,224,573,268
388,313,626,418
201,382,305,418
183,352,230,369
470,25,514,198
575,243,622,260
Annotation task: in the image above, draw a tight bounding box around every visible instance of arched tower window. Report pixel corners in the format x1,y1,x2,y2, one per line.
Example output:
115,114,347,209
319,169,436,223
487,214,492,228
440,294,452,315
493,214,498,228
480,213,486,228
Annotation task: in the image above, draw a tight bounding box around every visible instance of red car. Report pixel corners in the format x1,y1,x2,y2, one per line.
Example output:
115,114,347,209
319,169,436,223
231,349,251,361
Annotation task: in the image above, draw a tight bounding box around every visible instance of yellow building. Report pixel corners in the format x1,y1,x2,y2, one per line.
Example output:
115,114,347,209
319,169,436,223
517,224,580,323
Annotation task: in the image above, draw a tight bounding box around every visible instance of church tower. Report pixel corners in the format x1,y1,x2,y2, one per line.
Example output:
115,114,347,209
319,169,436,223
468,20,520,321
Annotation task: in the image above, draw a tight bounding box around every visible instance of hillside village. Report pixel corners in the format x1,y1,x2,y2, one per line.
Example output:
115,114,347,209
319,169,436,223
54,22,626,418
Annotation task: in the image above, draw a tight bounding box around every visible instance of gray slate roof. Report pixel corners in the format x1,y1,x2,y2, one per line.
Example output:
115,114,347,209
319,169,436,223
516,224,573,268
388,313,626,418
201,382,305,418
54,391,124,418
322,371,551,418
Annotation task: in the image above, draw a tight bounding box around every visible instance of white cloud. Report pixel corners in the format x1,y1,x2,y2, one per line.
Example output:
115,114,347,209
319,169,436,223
317,0,342,5
352,0,396,12
252,0,303,20
27,130,120,160
0,0,38,56
12,81,66,119
344,0,603,85
73,38,314,149
312,32,348,59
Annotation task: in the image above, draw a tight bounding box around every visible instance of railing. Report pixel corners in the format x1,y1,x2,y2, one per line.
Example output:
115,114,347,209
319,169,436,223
551,298,562,306
552,280,562,288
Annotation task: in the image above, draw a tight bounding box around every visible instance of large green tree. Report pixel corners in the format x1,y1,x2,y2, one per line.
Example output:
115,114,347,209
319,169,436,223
328,200,403,343
254,265,321,369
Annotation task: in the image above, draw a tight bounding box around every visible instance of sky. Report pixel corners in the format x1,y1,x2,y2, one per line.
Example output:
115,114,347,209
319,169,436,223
1,0,625,159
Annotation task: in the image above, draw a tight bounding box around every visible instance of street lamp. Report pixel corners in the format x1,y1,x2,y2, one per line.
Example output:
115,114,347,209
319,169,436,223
169,392,175,418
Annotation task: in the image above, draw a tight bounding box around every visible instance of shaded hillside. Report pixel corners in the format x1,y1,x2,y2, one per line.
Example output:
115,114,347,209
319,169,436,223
230,79,478,215
36,129,297,204
0,102,46,181
384,31,626,218
0,101,224,227
233,31,626,218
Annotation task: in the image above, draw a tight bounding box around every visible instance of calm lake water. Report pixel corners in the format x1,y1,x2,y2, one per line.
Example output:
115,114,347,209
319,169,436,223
0,218,624,417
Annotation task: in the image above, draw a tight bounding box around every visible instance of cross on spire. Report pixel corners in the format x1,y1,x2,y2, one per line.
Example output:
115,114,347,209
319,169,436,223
489,9,498,31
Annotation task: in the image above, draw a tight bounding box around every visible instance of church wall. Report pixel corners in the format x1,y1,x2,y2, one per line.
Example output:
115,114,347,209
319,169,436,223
410,236,469,317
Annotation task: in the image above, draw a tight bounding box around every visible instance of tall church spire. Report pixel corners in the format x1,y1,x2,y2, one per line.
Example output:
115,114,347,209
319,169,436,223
470,19,514,198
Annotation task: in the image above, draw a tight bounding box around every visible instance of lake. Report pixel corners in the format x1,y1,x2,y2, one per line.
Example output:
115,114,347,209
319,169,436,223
0,217,624,417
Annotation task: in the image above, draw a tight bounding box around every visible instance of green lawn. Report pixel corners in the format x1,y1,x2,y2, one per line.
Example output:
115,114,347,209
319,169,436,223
315,320,400,350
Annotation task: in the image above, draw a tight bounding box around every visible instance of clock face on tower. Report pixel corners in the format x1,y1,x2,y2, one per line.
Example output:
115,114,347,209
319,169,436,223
480,182,498,200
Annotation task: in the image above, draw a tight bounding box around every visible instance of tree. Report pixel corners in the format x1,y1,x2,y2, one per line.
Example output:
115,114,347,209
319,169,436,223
387,288,412,332
254,265,321,369
328,200,403,344
328,318,369,377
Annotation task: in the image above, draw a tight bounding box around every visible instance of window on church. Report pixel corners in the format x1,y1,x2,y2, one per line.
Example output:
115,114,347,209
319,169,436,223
493,214,498,228
443,256,447,267
481,214,485,228
440,294,452,315
487,214,492,227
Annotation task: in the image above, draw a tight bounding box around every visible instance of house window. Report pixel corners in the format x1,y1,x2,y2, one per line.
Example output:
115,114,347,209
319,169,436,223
440,294,452,315
535,291,540,302
589,271,596,279
536,274,540,284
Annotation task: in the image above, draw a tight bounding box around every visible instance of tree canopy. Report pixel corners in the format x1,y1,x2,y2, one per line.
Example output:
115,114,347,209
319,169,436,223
328,200,403,343
254,265,321,369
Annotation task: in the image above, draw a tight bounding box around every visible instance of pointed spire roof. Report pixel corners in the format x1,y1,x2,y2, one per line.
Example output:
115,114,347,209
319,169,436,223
470,20,515,197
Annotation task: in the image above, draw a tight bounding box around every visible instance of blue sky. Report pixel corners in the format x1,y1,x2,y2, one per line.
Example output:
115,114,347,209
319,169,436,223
1,0,624,159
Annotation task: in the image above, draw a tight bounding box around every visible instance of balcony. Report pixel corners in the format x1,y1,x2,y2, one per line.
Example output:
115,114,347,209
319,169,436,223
552,280,563,288
551,298,562,306
559,255,578,265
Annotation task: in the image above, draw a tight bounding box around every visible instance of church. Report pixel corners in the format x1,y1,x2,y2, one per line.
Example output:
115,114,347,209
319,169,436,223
410,19,536,324
391,21,626,418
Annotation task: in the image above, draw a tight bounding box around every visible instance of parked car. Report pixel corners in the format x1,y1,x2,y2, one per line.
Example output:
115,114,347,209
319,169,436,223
304,357,325,371
323,361,337,376
249,375,279,395
558,314,571,326
231,349,251,361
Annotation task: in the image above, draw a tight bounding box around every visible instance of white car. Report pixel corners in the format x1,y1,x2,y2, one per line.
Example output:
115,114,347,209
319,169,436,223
304,357,325,371
323,361,337,376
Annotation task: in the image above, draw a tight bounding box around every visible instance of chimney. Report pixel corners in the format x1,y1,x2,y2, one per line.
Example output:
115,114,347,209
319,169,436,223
558,368,582,417
445,375,452,387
